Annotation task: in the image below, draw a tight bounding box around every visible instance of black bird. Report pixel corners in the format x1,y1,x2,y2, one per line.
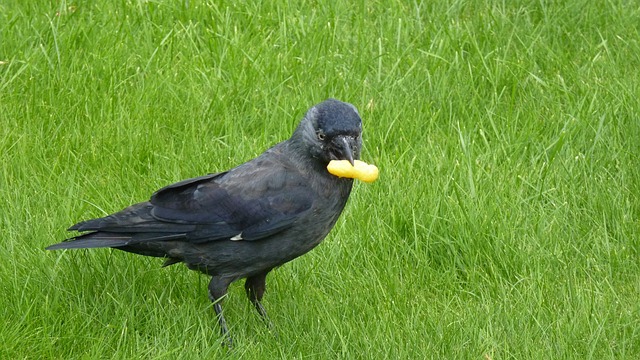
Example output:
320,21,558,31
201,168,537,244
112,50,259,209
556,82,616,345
46,98,363,344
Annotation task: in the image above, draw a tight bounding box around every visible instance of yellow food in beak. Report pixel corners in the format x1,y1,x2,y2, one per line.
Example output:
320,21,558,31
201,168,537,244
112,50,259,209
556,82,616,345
327,160,379,183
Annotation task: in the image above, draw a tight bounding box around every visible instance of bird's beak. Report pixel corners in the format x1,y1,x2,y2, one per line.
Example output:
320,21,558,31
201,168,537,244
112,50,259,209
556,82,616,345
336,136,355,166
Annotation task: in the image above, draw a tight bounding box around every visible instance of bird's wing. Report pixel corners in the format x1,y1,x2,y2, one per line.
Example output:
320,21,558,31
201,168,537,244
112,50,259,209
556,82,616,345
148,157,314,242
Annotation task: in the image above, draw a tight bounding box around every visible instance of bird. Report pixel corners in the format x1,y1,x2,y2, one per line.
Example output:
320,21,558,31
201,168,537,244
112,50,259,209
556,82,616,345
46,98,364,345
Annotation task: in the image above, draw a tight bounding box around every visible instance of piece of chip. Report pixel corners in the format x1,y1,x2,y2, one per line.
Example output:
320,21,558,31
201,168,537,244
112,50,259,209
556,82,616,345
327,160,379,183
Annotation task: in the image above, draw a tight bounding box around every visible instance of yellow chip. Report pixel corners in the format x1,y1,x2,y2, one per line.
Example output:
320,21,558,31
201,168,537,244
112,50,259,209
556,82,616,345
327,160,379,183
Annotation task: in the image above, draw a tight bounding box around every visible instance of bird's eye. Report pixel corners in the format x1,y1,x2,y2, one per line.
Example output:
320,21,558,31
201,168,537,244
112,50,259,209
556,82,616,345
317,131,326,141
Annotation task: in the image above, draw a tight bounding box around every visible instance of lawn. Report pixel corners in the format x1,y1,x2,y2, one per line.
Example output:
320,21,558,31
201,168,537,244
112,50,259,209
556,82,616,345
1,0,639,358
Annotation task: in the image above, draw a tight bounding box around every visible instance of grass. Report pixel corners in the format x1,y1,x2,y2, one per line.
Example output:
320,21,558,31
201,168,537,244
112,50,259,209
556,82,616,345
2,0,639,358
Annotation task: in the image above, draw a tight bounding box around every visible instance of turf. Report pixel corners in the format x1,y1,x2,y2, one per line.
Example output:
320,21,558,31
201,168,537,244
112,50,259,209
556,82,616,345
1,0,639,358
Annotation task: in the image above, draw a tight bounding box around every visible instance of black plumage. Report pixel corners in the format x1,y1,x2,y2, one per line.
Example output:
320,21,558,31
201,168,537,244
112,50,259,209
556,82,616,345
46,98,364,345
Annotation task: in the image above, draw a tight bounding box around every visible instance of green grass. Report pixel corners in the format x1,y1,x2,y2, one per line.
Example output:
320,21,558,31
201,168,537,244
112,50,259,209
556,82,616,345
2,0,639,358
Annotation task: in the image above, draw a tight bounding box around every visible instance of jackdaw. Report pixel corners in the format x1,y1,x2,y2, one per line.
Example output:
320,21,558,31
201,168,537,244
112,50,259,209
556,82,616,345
46,98,364,345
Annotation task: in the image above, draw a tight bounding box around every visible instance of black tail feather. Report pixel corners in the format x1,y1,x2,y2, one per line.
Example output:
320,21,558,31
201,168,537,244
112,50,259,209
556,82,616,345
45,236,132,250
46,231,186,251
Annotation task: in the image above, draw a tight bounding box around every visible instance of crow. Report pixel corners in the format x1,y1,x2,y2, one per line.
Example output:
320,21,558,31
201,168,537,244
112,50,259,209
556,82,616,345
46,98,364,345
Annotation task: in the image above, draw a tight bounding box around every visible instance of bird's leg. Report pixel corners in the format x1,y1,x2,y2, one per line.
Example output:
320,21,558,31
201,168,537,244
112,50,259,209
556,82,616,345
245,272,274,331
208,277,233,347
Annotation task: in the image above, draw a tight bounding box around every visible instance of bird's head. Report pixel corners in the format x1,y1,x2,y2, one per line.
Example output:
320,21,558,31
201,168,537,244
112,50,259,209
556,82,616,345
292,99,363,166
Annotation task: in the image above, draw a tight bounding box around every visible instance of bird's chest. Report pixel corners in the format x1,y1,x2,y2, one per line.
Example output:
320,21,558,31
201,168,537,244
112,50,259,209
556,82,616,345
290,182,351,247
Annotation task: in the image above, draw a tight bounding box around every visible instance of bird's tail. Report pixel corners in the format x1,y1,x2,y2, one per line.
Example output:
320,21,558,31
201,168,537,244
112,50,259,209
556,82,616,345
45,231,185,250
47,202,189,251
46,232,135,250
